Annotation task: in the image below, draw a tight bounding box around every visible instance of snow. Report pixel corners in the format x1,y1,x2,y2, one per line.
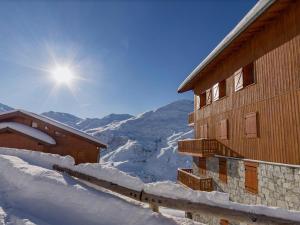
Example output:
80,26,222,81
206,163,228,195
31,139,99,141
89,100,194,182
0,148,299,224
0,122,56,145
0,103,13,113
73,163,144,191
0,152,183,225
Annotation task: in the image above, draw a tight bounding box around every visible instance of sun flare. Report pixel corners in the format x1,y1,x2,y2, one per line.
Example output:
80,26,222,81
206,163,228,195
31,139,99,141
51,66,75,85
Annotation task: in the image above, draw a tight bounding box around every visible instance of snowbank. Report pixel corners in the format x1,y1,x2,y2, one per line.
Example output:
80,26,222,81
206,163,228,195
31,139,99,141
0,147,74,169
73,163,144,191
145,181,229,204
0,148,300,223
0,154,179,225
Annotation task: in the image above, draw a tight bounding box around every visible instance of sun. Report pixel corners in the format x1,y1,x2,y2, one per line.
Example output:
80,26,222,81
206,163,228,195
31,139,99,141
51,65,75,85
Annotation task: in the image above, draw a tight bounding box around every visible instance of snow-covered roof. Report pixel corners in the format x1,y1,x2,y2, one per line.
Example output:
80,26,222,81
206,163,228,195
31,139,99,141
0,110,107,148
178,0,276,93
0,122,56,145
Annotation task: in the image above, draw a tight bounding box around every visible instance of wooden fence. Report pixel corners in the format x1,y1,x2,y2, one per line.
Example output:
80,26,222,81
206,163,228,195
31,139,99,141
178,139,218,157
177,168,213,192
53,164,299,225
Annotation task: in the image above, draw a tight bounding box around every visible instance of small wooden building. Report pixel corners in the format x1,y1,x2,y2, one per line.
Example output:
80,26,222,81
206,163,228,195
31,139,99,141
0,110,106,164
177,0,300,224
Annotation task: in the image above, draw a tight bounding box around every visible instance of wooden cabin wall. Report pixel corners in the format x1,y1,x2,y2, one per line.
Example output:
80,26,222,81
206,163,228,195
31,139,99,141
0,116,99,164
194,0,300,94
193,3,300,165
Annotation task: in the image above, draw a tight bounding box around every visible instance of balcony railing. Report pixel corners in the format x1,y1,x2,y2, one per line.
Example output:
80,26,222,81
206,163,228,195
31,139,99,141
188,112,194,126
177,168,213,192
178,139,217,157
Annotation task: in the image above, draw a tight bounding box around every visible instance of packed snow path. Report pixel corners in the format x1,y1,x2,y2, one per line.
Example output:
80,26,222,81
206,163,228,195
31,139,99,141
0,153,194,225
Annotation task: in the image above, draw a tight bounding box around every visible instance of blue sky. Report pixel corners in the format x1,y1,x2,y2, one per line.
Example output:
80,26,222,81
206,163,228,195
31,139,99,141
0,0,256,118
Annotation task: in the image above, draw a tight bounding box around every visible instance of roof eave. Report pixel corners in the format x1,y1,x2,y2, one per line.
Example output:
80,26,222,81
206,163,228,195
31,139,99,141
177,0,276,93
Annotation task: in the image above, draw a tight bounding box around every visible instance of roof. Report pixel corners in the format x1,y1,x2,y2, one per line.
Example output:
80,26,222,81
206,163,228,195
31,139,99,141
0,122,56,145
0,110,107,148
178,0,276,93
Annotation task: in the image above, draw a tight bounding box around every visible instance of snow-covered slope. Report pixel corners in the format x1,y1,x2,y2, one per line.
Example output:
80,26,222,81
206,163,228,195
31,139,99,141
41,111,83,128
0,103,13,112
87,100,194,182
76,113,133,130
42,111,133,131
0,148,196,225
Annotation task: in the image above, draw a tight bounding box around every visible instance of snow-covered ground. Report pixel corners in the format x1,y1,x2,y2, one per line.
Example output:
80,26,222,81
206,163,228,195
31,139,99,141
0,148,299,225
0,148,199,225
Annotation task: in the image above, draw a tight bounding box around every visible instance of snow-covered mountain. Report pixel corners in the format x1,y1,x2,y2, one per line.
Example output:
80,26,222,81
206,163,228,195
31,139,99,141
0,103,13,112
42,111,133,131
76,114,133,130
86,100,193,182
42,111,83,128
0,100,193,182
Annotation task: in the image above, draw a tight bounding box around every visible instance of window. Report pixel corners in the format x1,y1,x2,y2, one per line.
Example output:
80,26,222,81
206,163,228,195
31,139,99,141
234,62,255,92
31,121,38,128
213,80,226,102
245,161,258,194
245,112,258,138
206,89,212,105
200,92,206,108
196,95,200,110
199,124,208,139
218,119,228,140
198,158,206,176
212,83,219,102
219,158,227,183
220,219,229,225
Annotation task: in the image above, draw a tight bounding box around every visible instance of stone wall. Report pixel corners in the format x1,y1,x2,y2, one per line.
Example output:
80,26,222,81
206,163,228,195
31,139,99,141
191,156,300,224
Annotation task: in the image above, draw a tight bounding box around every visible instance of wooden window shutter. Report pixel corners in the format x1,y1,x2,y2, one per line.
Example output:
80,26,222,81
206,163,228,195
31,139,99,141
200,92,206,108
245,161,258,194
245,112,258,138
219,80,226,98
206,89,212,105
212,83,219,102
198,158,206,176
196,95,200,110
220,219,229,225
234,68,243,92
219,119,228,140
219,158,227,183
243,62,255,86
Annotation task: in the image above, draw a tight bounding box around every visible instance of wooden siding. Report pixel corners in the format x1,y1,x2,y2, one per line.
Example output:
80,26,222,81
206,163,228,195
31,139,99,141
193,2,300,165
0,114,100,164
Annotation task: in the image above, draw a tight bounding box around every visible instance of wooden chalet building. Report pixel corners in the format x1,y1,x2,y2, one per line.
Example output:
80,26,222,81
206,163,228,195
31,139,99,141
177,0,300,224
0,110,106,164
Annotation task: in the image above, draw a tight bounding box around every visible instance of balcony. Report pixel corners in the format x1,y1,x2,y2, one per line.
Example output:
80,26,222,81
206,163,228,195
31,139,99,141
188,112,194,126
178,139,217,157
177,168,213,192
